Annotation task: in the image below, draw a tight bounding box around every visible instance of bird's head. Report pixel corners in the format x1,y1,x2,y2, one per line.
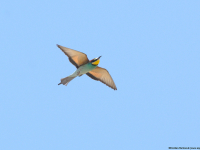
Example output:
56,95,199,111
90,56,101,66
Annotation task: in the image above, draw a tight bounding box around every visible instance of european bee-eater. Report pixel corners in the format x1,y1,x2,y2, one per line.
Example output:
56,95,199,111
57,44,117,90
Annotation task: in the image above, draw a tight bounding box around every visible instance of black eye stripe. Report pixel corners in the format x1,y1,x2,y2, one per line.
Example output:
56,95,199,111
91,59,97,62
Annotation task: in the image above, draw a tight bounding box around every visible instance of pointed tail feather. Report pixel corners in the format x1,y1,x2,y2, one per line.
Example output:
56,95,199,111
58,76,76,86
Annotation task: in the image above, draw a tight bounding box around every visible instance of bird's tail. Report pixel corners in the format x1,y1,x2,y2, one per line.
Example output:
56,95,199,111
58,76,76,86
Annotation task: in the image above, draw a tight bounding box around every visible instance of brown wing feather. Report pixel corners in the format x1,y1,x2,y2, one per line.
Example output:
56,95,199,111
86,67,117,90
57,44,89,68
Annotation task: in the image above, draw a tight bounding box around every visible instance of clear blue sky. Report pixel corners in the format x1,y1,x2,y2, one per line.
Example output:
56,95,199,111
1,0,200,149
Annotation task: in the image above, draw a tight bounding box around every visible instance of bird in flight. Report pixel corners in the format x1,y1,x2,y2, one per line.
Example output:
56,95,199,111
57,44,117,90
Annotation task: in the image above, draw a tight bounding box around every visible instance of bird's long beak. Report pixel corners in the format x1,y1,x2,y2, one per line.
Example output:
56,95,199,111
97,56,102,60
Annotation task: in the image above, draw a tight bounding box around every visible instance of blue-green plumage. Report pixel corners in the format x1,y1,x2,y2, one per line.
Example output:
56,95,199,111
77,63,97,76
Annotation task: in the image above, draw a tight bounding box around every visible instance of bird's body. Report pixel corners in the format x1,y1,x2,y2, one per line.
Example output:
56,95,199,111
57,44,117,90
74,63,97,76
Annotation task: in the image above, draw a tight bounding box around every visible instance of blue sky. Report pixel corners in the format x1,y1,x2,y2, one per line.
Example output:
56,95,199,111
0,0,200,149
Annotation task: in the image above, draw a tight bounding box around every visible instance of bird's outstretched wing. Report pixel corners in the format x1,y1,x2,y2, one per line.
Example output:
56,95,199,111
87,67,117,90
57,44,89,68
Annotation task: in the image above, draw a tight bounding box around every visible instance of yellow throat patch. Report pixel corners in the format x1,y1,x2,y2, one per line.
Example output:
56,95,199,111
92,59,100,65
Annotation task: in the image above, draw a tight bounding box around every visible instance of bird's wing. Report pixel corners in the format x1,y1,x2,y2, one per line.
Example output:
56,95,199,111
86,67,117,90
57,44,89,68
